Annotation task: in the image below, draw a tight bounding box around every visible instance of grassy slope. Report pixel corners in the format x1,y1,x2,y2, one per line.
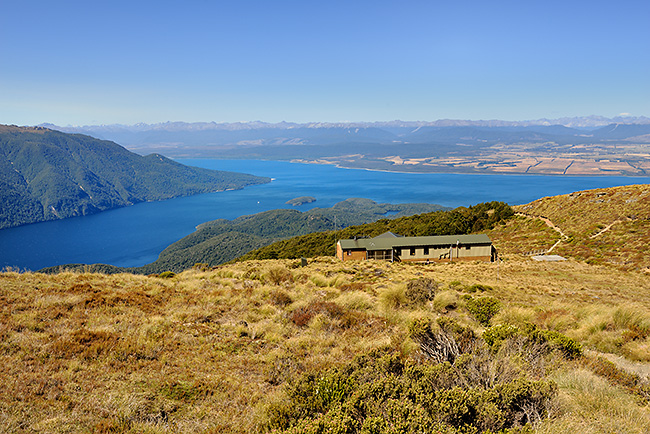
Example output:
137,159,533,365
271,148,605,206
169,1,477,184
237,184,650,272
2,185,650,433
512,184,650,271
1,256,649,433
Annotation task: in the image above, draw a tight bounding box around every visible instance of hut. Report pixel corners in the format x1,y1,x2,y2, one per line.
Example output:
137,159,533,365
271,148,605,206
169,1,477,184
336,231,495,262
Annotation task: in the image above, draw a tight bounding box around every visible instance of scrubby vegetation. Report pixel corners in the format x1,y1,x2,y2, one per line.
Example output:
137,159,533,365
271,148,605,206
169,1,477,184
2,253,649,433
265,346,558,434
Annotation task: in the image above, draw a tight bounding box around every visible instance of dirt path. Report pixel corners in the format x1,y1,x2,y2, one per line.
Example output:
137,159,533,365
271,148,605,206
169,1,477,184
590,220,621,239
586,350,650,381
515,212,568,253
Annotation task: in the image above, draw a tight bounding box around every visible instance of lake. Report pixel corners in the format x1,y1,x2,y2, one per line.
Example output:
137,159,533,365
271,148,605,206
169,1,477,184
2,159,649,271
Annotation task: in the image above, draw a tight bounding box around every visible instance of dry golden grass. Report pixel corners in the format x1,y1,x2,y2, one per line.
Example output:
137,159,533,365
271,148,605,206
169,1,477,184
1,253,649,433
514,183,650,271
538,368,650,434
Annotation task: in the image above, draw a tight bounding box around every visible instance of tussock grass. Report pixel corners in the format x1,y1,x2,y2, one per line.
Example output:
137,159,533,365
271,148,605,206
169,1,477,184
1,255,649,432
334,290,375,311
432,290,461,312
377,284,407,310
538,368,650,434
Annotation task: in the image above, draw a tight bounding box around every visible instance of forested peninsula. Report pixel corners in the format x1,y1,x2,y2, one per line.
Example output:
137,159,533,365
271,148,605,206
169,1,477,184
40,198,447,274
0,125,270,229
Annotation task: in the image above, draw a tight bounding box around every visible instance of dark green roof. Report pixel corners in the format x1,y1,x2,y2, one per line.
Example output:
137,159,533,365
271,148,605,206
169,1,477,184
338,232,491,251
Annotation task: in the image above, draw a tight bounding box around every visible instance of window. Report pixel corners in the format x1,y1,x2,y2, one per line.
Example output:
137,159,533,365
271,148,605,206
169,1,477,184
423,247,429,255
410,248,416,256
346,250,352,256
465,246,471,250
395,248,401,256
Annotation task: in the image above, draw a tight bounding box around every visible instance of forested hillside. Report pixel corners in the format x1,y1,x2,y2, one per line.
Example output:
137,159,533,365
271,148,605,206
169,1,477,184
0,125,269,229
238,201,514,261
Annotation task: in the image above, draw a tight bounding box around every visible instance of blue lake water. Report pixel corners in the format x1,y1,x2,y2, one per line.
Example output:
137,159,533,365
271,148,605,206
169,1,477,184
2,159,649,271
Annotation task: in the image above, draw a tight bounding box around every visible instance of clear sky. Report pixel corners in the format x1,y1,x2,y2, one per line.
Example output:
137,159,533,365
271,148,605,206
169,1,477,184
1,0,649,126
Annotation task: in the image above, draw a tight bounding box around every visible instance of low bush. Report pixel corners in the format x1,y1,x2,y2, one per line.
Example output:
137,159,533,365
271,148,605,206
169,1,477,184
408,317,477,364
404,277,437,306
265,348,557,433
537,329,583,360
193,263,210,271
465,283,493,293
483,323,582,360
483,324,521,350
270,289,293,307
466,296,501,326
266,267,294,285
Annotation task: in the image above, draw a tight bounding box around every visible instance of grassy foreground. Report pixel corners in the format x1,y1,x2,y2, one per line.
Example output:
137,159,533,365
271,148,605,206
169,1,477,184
1,254,649,433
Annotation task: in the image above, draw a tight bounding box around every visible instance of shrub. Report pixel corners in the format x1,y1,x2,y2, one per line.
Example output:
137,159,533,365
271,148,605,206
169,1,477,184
408,317,433,341
466,296,501,326
158,271,176,278
408,317,461,364
264,349,557,433
483,324,520,350
270,289,293,307
266,267,294,285
404,278,437,306
537,330,583,359
437,317,477,354
487,322,583,360
193,263,210,271
465,283,493,293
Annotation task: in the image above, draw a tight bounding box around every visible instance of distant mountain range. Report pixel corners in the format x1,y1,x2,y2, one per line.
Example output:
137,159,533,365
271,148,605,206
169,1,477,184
33,117,650,176
39,115,650,133
37,116,650,158
0,125,270,229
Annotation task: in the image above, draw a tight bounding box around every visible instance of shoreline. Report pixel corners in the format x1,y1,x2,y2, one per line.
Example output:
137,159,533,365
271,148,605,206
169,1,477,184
285,158,650,178
176,156,650,178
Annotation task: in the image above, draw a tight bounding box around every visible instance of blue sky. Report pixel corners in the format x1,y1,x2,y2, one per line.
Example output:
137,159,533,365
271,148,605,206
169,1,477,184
1,0,649,125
